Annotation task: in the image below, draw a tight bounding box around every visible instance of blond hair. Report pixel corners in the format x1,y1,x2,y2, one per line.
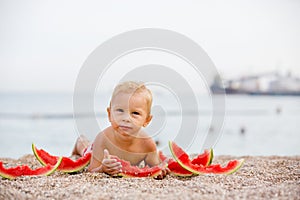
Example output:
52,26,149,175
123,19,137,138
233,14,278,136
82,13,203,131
111,81,153,115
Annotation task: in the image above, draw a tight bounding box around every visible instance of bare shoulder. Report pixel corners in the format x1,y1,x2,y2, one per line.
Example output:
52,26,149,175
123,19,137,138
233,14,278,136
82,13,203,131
93,129,107,147
94,131,103,142
138,132,157,152
91,129,110,162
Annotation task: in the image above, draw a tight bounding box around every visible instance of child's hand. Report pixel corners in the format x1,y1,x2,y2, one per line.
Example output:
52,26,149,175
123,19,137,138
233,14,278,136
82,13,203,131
101,149,122,175
91,149,122,175
157,168,170,179
154,164,170,180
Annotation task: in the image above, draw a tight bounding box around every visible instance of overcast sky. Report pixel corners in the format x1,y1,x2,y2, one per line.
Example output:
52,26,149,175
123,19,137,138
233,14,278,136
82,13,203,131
0,0,299,92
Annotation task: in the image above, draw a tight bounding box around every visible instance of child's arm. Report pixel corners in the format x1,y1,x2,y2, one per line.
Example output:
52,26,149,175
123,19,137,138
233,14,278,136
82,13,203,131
144,142,169,179
88,133,121,175
145,150,169,179
89,149,122,174
142,137,161,166
144,151,161,167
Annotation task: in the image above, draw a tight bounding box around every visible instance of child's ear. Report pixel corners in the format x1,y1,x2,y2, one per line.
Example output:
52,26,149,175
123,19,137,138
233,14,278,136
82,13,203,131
143,115,153,127
107,107,111,122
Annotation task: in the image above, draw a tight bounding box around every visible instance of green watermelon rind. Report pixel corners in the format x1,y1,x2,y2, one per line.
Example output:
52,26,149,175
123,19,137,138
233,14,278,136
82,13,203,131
159,152,190,177
170,168,194,177
168,141,200,174
169,141,244,175
43,156,63,176
57,153,92,173
171,149,213,176
159,151,208,177
167,160,194,177
208,149,214,166
0,167,14,180
0,157,62,180
0,163,19,180
191,148,214,166
32,143,91,173
223,159,245,175
32,143,48,166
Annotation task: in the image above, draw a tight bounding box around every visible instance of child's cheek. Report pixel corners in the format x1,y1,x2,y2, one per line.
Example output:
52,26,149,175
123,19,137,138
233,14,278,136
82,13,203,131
111,114,120,122
132,119,144,127
110,119,118,128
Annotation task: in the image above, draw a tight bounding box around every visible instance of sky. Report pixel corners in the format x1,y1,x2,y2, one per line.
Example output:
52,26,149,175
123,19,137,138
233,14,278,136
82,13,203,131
0,0,299,92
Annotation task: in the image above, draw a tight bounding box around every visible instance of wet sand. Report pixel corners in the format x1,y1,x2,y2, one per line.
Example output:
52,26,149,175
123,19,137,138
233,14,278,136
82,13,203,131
0,155,299,200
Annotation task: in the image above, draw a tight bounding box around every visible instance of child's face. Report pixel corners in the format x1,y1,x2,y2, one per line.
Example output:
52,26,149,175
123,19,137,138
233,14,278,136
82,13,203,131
108,92,152,137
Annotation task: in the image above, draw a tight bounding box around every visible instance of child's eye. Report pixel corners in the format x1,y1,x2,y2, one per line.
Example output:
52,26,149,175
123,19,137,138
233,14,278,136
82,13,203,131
132,111,140,115
116,109,123,112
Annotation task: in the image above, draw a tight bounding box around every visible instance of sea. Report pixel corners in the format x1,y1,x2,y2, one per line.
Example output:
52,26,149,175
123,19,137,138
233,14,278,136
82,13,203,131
0,92,299,159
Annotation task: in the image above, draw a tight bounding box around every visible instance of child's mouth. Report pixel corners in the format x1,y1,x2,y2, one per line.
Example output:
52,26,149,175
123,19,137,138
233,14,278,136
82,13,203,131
119,125,132,131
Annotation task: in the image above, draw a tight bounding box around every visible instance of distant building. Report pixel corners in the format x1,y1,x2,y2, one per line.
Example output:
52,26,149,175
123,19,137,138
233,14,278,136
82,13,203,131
268,74,300,93
210,71,300,96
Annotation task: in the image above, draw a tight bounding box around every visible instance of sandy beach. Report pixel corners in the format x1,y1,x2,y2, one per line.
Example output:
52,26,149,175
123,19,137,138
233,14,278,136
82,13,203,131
0,154,299,200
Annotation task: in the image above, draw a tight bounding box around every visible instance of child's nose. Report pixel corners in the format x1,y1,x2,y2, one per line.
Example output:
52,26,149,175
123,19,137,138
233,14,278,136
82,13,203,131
122,112,131,122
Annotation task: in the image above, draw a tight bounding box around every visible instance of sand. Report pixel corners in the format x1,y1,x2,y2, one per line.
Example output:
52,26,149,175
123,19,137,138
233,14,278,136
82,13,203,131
0,154,299,200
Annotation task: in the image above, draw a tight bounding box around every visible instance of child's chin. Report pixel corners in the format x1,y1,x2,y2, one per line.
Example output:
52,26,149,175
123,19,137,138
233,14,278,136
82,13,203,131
118,130,131,137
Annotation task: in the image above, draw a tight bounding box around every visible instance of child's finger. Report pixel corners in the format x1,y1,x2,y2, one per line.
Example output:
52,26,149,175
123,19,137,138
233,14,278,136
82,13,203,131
162,169,168,176
109,155,120,160
103,149,110,159
102,158,116,165
102,164,122,175
108,165,122,172
102,159,121,168
109,168,122,175
154,173,163,180
166,168,170,174
105,161,122,169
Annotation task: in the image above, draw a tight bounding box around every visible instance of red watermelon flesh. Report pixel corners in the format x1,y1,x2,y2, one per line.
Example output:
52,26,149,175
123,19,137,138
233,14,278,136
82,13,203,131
159,151,193,176
159,148,214,177
191,149,213,166
158,150,168,162
115,157,166,178
0,157,62,180
159,148,213,167
167,159,193,176
32,143,91,173
169,141,244,175
201,160,244,174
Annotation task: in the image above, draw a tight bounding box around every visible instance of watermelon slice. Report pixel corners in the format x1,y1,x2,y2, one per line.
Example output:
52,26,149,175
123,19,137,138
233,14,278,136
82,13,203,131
167,159,193,177
169,141,244,175
159,148,214,177
32,143,91,173
0,157,62,180
191,149,213,166
159,148,213,167
115,157,166,178
159,151,193,176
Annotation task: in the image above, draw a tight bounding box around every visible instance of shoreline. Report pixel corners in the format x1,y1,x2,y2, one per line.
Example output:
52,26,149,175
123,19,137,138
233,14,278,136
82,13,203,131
1,155,299,200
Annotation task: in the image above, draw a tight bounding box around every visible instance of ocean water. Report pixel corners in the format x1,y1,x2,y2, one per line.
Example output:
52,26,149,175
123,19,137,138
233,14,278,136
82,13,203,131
0,92,299,159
